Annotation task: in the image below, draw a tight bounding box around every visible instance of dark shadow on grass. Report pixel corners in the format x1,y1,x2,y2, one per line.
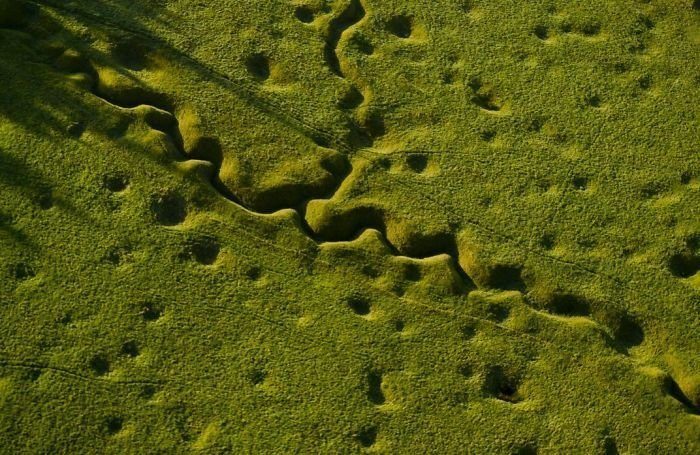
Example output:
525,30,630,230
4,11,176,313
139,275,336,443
25,0,355,152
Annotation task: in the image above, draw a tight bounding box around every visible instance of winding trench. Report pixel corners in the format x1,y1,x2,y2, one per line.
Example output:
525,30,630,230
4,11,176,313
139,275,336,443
29,0,655,342
89,78,477,290
324,0,366,78
78,49,657,368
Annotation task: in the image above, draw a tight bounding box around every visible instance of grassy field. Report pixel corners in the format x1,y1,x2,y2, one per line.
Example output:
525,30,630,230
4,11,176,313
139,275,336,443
0,0,699,452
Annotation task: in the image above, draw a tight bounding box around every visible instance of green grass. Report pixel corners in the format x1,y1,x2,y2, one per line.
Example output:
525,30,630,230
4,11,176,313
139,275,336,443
0,0,699,452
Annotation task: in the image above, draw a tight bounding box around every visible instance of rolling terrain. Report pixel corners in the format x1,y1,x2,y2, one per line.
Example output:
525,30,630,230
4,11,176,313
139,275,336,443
0,0,699,452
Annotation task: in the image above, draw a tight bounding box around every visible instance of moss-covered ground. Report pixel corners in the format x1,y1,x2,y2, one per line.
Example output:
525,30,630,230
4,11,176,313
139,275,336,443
0,0,699,452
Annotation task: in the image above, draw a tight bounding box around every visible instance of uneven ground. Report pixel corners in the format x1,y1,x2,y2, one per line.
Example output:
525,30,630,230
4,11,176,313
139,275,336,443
0,0,699,452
